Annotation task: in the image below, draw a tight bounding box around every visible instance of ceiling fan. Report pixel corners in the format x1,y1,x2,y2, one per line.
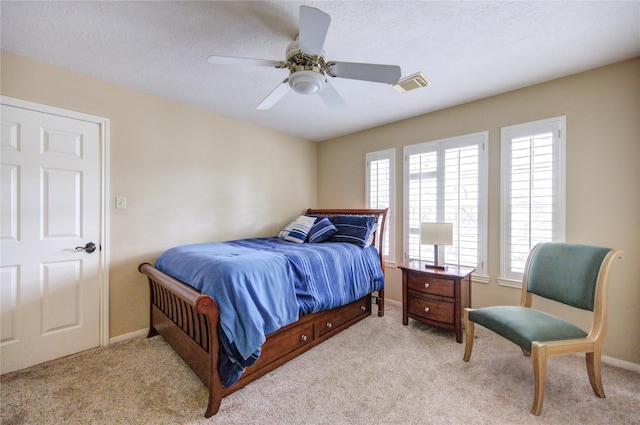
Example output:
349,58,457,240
207,6,402,113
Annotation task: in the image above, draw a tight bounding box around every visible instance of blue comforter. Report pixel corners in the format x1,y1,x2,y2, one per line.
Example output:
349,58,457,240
155,237,384,387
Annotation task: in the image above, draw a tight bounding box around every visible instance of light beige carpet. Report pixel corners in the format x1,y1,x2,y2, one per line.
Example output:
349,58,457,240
2,304,639,424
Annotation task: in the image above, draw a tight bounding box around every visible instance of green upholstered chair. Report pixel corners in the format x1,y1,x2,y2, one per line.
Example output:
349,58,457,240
463,242,623,415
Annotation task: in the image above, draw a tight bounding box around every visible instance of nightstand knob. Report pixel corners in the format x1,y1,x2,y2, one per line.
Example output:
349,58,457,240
424,283,430,288
360,305,366,311
424,307,430,313
301,335,308,342
326,322,332,328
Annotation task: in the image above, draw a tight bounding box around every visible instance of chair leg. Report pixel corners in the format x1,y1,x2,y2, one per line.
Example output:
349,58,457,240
586,347,606,398
463,309,474,362
531,343,547,416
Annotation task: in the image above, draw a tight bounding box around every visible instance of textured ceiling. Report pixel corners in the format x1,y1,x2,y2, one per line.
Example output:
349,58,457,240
2,1,639,142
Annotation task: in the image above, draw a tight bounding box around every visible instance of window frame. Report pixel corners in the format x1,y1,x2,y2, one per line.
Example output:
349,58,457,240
499,116,566,287
402,132,488,279
365,148,396,264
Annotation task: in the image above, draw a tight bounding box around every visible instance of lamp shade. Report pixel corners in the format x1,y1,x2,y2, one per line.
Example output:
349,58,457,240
421,222,453,245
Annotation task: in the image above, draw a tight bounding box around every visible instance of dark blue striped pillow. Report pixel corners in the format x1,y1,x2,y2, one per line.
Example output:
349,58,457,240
307,217,338,243
328,215,377,247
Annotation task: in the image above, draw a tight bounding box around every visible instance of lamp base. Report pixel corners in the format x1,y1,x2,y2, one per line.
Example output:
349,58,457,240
426,244,448,270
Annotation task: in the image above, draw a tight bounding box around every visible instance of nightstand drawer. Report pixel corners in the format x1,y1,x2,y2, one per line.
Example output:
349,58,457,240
407,296,454,324
406,273,454,298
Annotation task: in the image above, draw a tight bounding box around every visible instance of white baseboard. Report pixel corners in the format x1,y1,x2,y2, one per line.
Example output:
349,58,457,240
109,328,148,345
601,355,640,373
385,298,402,308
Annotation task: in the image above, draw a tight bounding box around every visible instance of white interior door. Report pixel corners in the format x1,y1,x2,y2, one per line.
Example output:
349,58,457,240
1,103,102,374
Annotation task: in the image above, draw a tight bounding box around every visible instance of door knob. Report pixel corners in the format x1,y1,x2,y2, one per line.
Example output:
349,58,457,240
75,242,96,254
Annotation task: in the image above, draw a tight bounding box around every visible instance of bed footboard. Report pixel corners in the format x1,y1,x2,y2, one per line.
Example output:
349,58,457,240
138,263,224,417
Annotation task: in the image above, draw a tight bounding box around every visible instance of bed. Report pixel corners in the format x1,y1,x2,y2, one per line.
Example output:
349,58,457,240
138,208,388,417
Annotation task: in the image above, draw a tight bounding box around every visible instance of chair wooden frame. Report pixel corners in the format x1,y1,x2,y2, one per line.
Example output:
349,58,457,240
463,243,623,415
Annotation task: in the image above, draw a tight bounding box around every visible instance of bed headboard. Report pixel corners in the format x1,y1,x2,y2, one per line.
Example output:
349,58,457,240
305,208,389,270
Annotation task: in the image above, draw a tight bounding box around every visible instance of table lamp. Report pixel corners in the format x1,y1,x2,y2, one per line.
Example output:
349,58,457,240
420,222,453,270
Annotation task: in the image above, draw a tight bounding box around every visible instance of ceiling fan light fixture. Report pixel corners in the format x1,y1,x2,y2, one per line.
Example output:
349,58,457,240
288,70,326,95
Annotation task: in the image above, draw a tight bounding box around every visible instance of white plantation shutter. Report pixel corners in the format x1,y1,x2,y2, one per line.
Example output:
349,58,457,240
500,117,566,283
444,144,480,267
404,133,488,276
366,149,395,262
407,149,438,261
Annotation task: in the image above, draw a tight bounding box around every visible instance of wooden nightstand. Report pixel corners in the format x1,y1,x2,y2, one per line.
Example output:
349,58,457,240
400,261,475,343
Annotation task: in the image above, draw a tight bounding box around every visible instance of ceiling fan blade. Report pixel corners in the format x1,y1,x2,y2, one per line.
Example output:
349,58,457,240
318,80,347,115
330,62,401,84
208,55,283,68
298,6,331,56
256,79,290,110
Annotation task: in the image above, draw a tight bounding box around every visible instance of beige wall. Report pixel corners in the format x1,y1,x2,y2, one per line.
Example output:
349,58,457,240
1,52,317,338
317,59,640,365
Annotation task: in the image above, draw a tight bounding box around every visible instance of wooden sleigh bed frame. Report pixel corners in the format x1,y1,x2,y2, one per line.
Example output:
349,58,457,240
138,208,388,417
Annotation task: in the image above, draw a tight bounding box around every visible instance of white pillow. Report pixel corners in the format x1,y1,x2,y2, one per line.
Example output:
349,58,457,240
278,215,317,244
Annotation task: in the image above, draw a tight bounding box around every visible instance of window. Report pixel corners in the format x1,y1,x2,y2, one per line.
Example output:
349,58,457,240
366,149,395,263
500,116,566,285
403,132,488,277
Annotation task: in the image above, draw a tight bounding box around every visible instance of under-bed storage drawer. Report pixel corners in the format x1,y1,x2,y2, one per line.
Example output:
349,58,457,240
317,297,370,337
251,322,315,369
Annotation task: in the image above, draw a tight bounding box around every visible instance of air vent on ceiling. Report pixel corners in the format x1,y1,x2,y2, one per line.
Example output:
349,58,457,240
393,72,431,93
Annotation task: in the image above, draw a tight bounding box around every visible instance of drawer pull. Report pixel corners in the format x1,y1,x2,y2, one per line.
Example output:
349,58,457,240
301,335,308,342
326,322,333,329
424,283,430,288
360,305,366,311
424,307,430,313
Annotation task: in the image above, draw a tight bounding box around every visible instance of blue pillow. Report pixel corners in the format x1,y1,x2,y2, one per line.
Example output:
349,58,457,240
307,217,338,243
329,215,377,247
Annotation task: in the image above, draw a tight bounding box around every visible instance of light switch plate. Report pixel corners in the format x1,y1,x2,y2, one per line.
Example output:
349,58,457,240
116,196,127,209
